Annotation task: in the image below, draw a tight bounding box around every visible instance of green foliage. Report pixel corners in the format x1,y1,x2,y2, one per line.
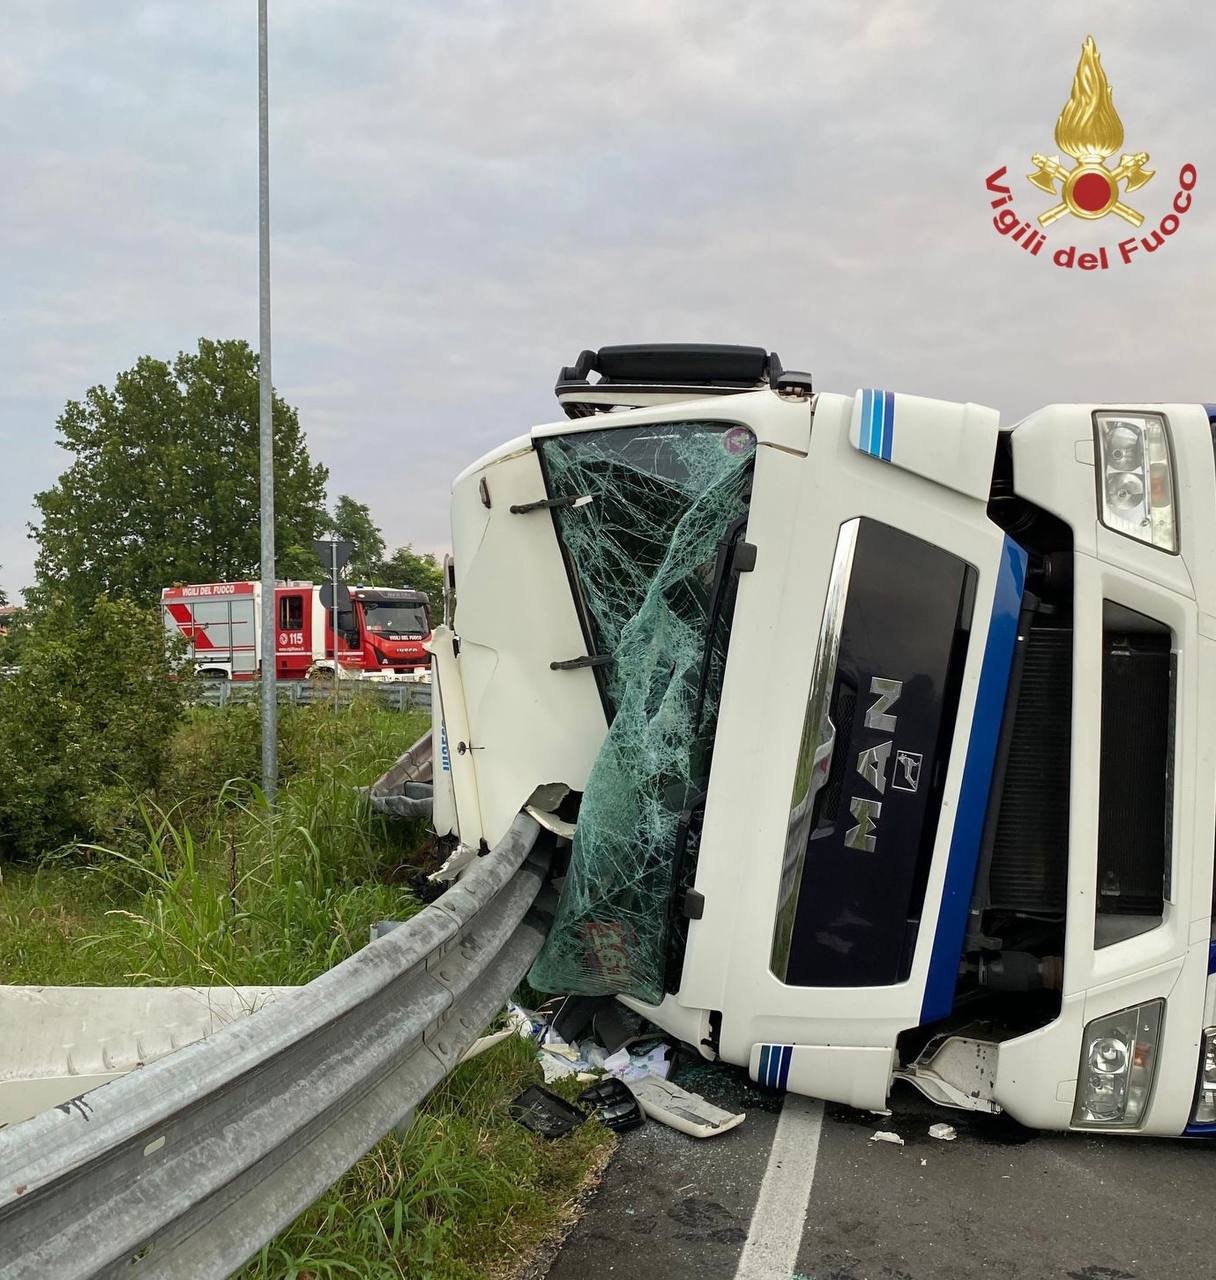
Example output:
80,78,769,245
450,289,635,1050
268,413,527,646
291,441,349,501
0,860,129,985
94,701,430,986
329,495,387,583
325,495,444,603
0,606,29,667
373,545,444,602
0,698,613,1279
241,1037,612,1280
0,596,192,860
0,700,428,985
159,699,405,831
32,338,329,610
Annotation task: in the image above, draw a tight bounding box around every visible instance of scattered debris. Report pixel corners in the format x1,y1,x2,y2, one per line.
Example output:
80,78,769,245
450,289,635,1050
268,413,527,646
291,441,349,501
459,1028,513,1064
628,1077,745,1139
591,1001,649,1055
508,1086,586,1139
427,842,478,884
506,1001,544,1041
602,1041,671,1083
508,996,747,1141
524,803,577,840
538,1034,593,1083
869,1130,905,1146
579,1079,644,1132
929,1123,958,1142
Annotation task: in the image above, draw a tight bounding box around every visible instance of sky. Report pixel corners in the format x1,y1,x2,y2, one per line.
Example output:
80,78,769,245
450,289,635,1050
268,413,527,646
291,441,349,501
3,1,1214,602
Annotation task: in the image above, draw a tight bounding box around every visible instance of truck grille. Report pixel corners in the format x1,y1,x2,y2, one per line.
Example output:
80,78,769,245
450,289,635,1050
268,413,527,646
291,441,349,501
1096,627,1171,916
987,624,1072,915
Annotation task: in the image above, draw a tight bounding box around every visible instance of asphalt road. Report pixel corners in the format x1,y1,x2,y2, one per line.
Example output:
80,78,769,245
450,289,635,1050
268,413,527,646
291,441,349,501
546,1061,1216,1280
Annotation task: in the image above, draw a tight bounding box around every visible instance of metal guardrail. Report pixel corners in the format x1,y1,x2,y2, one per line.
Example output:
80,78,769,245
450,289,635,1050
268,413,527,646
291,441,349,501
195,679,432,713
0,814,548,1280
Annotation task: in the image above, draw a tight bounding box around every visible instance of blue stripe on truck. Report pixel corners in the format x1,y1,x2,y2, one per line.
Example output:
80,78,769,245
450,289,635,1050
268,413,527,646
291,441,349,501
858,388,895,460
920,535,1028,1024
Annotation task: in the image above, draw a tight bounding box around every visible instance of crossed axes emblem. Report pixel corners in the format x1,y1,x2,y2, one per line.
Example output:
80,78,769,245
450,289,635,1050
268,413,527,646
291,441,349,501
1027,151,1154,227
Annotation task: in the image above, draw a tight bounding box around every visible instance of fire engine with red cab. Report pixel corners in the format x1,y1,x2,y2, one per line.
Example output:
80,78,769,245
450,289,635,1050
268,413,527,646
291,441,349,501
161,580,432,680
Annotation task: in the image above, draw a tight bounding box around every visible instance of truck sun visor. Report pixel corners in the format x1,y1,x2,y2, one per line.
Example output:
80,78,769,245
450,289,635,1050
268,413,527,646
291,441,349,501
529,421,756,1004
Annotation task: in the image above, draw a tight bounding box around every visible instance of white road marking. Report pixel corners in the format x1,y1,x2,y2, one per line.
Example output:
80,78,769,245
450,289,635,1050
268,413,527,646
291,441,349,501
733,1094,825,1280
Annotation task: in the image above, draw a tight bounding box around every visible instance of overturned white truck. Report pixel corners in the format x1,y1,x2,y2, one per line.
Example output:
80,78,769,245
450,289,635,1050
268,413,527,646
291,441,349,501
425,344,1216,1137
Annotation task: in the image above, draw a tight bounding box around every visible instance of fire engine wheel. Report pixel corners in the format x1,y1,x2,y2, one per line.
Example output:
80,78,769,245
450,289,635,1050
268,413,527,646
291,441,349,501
307,667,337,683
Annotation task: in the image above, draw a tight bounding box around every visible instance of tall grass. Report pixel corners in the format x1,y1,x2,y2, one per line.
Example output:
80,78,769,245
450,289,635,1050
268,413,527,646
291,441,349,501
83,700,431,988
0,696,616,1278
1,699,429,988
241,1036,613,1280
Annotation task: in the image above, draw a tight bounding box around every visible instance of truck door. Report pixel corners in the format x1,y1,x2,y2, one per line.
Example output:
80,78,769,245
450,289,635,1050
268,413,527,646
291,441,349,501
321,599,364,672
675,389,1017,1108
275,589,310,678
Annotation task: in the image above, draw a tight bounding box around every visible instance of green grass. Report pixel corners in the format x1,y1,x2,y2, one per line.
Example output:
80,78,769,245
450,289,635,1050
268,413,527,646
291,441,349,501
243,1037,613,1280
2,700,430,988
0,697,615,1278
0,860,127,985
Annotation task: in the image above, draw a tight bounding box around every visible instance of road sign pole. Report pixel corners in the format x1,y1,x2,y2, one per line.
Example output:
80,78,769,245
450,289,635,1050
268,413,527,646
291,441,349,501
257,0,277,804
331,541,339,703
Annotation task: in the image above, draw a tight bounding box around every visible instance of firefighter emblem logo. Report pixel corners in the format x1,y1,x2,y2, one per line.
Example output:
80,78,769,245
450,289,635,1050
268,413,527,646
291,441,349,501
1027,35,1153,227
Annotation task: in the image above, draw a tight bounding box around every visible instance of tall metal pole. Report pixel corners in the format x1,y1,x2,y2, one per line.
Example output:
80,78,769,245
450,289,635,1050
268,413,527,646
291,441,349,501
330,542,339,706
257,0,278,803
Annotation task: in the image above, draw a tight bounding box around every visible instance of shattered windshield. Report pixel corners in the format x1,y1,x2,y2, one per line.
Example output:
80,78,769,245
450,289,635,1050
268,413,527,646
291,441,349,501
529,420,756,1004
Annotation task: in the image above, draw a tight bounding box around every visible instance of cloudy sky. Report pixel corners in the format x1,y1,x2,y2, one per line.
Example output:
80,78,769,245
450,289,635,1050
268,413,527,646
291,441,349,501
3,0,1214,601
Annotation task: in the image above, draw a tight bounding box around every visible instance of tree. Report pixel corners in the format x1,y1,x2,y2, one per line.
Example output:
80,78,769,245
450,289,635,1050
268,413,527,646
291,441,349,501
323,496,444,602
328,495,386,583
32,339,329,610
0,597,192,859
374,545,444,602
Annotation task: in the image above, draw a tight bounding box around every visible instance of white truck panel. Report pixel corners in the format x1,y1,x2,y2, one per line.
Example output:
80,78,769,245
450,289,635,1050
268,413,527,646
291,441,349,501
448,445,608,849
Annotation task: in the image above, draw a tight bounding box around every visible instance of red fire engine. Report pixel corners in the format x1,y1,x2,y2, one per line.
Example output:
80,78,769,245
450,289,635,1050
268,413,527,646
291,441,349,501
161,581,432,680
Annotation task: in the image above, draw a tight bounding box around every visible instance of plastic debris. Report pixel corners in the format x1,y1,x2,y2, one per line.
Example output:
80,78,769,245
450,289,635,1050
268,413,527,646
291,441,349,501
579,1078,644,1132
506,1002,543,1041
592,1000,648,1054
427,842,477,884
459,1029,512,1064
508,1086,586,1139
538,1037,592,1083
628,1076,745,1139
602,1041,671,1083
929,1122,958,1141
869,1130,905,1146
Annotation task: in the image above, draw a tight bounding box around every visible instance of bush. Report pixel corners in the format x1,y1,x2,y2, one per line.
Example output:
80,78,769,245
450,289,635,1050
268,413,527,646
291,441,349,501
158,694,414,826
0,596,192,860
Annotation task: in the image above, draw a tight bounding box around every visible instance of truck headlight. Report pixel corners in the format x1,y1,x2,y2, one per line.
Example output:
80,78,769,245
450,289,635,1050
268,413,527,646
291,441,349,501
1072,999,1164,1128
1190,1027,1216,1125
1094,412,1177,552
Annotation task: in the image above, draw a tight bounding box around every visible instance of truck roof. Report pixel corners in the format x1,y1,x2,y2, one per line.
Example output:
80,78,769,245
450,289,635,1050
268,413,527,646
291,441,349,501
350,587,430,605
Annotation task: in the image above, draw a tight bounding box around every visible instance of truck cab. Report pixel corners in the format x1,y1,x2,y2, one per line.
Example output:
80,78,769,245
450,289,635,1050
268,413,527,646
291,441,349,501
345,588,432,675
427,344,1216,1137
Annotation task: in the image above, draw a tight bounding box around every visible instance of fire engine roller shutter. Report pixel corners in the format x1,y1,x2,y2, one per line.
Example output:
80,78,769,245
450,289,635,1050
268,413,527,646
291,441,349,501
781,519,976,989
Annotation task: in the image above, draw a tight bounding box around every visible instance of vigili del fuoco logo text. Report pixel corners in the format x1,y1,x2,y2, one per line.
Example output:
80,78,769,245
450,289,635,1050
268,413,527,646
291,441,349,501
985,36,1196,270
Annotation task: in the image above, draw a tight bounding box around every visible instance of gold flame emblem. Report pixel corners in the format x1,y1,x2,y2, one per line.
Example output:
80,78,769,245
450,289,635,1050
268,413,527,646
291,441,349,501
1028,36,1154,226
